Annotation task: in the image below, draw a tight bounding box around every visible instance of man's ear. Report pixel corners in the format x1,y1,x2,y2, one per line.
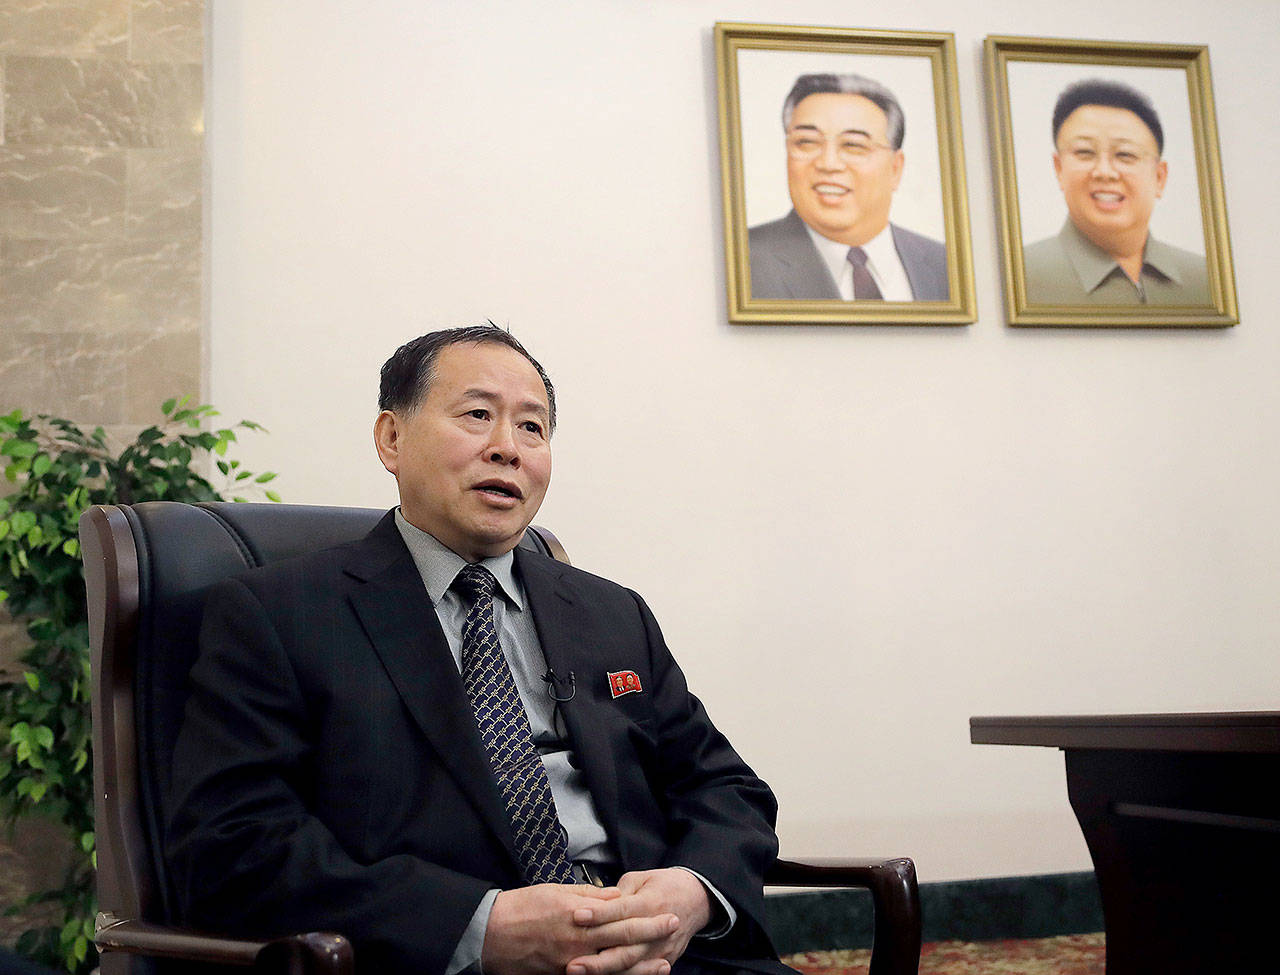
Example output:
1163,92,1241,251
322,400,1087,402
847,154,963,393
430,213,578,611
373,410,401,476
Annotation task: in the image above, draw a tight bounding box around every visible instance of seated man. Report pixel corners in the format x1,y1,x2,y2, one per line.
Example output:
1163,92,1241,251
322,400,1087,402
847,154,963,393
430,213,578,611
167,325,789,975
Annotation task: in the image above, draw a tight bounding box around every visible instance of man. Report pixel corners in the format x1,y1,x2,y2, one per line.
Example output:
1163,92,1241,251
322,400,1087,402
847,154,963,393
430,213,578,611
166,326,787,975
748,72,949,302
1022,79,1210,305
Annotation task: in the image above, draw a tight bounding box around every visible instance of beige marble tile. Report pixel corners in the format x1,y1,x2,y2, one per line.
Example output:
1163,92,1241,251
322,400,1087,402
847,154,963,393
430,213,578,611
127,147,200,240
0,0,129,58
124,327,199,421
4,55,203,148
0,145,127,239
0,325,50,416
0,235,201,333
43,329,129,423
131,0,205,64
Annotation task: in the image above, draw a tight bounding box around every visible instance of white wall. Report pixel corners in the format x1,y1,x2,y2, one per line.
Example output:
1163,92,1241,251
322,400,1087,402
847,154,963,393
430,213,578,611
207,0,1280,884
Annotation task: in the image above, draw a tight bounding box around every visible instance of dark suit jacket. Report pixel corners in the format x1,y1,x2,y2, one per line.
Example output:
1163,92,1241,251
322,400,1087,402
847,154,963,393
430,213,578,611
166,511,783,975
748,209,949,301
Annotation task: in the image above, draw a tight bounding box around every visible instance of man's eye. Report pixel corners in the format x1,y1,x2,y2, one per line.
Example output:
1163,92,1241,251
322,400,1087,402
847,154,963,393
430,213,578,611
521,421,544,436
1115,152,1139,164
1073,149,1096,160
841,140,871,155
467,409,489,420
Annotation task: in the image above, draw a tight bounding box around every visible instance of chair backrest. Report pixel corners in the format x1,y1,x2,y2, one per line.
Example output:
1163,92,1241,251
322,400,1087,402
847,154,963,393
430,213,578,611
80,501,569,939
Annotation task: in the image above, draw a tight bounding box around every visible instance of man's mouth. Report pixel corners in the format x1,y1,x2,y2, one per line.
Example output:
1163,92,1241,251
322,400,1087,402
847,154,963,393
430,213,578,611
474,481,522,501
813,182,850,198
1091,190,1125,208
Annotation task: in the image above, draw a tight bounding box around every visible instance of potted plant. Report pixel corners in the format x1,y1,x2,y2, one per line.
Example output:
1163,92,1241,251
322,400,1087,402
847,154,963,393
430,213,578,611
0,398,277,973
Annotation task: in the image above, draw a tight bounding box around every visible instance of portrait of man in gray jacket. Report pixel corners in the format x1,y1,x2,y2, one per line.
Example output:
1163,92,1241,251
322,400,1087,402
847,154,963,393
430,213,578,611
748,73,949,302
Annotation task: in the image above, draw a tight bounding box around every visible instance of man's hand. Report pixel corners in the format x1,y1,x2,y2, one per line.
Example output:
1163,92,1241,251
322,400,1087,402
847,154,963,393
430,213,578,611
481,883,677,975
565,868,713,975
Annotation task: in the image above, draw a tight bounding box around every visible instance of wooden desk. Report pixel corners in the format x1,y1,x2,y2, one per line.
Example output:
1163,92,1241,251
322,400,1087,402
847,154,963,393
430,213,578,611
971,712,1280,975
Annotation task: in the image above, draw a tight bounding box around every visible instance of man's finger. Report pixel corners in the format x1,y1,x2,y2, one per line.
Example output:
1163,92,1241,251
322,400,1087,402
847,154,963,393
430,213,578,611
572,891,651,927
566,940,674,975
580,911,678,949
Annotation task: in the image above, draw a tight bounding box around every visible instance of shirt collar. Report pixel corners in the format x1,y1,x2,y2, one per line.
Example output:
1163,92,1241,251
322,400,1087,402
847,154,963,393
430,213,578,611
859,224,900,272
1057,219,1180,293
803,221,896,290
393,508,524,610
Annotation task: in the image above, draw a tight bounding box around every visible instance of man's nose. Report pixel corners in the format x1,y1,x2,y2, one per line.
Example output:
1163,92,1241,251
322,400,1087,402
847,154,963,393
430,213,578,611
1092,151,1119,178
817,140,842,170
485,424,520,466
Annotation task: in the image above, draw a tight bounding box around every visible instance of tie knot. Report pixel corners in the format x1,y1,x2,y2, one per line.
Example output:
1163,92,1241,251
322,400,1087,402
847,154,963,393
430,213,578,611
846,246,870,268
453,563,497,605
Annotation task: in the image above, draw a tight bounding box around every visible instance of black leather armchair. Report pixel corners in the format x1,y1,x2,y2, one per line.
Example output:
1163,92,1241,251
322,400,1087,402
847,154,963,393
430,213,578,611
81,501,920,974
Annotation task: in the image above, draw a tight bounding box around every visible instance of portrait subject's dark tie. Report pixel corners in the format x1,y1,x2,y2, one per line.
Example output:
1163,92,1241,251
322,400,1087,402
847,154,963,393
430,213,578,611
453,564,576,884
846,246,884,300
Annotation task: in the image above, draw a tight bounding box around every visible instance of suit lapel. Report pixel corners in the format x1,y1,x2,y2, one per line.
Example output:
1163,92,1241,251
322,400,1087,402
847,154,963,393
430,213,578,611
344,513,519,867
515,548,625,858
780,210,841,299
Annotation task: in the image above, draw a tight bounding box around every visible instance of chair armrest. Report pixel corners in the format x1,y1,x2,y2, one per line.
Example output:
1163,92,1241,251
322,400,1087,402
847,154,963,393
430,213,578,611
95,914,354,974
766,857,920,975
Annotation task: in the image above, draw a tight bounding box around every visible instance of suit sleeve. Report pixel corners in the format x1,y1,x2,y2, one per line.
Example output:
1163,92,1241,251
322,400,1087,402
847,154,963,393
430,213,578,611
165,578,492,975
629,591,782,962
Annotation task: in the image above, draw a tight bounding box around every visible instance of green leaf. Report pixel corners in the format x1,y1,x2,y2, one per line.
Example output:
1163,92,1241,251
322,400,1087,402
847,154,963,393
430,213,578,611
23,672,39,692
161,397,177,415
265,490,282,503
31,453,52,477
80,831,95,853
254,471,277,483
34,726,54,750
1,438,38,459
62,538,80,558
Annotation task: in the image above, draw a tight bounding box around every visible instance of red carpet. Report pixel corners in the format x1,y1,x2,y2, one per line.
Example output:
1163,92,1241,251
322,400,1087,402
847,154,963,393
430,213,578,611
783,933,1105,974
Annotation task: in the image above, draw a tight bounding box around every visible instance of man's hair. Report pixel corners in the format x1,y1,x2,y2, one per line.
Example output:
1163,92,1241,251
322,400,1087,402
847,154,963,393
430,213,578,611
781,73,905,150
1051,79,1164,155
378,323,556,432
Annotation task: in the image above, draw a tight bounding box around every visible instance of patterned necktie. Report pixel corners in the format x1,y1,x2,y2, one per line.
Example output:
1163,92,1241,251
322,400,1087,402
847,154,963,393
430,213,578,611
453,563,576,884
846,246,884,300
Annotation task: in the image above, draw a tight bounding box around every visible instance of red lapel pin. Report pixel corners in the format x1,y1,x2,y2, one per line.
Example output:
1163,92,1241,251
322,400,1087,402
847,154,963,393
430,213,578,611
607,670,643,698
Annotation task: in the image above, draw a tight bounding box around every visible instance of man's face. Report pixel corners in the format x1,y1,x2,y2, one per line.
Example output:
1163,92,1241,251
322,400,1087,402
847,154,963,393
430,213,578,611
785,92,905,247
374,341,552,562
1053,104,1168,255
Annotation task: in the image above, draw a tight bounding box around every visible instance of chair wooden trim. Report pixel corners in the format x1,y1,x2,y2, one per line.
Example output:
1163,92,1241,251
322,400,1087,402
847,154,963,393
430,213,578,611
81,502,920,974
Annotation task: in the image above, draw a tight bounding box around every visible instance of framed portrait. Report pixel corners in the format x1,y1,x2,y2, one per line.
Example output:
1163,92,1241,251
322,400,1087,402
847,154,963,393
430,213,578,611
714,22,976,325
986,35,1238,327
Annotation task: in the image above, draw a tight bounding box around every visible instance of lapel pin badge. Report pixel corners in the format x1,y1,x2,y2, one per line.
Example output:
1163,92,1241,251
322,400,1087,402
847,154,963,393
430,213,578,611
608,670,643,699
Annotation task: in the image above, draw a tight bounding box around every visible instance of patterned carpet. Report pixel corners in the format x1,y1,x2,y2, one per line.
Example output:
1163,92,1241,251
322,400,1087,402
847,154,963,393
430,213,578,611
783,933,1105,974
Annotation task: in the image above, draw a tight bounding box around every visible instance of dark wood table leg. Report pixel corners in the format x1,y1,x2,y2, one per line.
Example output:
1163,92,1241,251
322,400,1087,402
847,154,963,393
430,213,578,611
1064,749,1280,975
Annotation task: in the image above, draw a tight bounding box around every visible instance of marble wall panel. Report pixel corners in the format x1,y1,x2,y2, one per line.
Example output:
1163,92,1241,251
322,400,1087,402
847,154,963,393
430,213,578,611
3,55,203,149
0,145,128,239
127,147,200,240
0,0,207,938
131,0,204,64
124,328,199,417
0,236,200,335
0,0,129,58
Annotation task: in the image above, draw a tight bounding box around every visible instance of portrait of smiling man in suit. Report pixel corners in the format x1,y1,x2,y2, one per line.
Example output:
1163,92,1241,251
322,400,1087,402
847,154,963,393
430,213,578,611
748,73,949,302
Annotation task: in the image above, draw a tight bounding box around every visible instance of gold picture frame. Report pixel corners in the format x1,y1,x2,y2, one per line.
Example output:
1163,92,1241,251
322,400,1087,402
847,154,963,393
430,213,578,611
986,35,1238,327
715,22,976,325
